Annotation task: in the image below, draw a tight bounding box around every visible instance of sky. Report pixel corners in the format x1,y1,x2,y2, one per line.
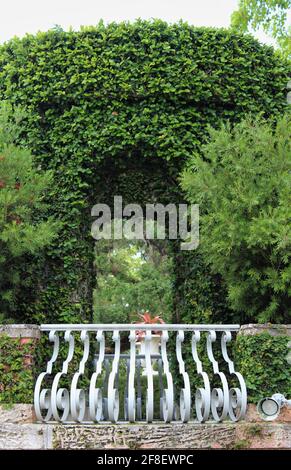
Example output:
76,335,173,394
0,0,277,47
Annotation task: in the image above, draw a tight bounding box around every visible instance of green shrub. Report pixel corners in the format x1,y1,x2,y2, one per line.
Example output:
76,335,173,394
234,332,291,403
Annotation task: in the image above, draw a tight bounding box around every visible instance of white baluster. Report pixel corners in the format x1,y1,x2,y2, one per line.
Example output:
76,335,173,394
89,330,105,422
47,330,60,372
176,330,191,422
221,331,247,421
51,330,74,422
127,330,136,422
191,331,211,422
160,330,174,422
206,330,229,422
34,330,60,422
107,330,121,423
144,330,154,422
70,330,90,422
62,330,75,372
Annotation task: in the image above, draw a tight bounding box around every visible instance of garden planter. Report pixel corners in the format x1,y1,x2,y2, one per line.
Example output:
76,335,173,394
135,334,161,375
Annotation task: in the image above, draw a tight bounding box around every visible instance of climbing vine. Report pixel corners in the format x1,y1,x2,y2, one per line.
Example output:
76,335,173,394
234,332,291,403
0,334,36,403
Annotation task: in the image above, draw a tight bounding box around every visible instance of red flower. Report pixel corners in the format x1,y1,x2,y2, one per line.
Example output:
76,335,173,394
133,311,165,340
137,312,165,325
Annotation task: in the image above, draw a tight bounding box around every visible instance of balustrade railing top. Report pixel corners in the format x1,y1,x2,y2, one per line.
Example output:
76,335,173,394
34,324,247,424
40,323,240,331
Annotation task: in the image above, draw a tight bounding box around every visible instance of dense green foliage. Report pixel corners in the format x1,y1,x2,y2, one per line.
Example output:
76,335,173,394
182,117,291,323
0,21,289,324
234,332,291,402
94,240,173,323
0,334,35,403
0,103,59,321
231,0,291,57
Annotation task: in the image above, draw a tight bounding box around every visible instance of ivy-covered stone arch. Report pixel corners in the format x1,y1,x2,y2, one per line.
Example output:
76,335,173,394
0,20,288,323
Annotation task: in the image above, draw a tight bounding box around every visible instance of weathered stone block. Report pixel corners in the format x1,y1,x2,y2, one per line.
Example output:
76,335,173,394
0,324,41,340
0,404,36,424
239,324,291,337
0,424,51,449
52,422,237,449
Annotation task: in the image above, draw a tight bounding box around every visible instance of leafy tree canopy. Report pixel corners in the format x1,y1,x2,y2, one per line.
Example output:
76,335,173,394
181,115,291,323
231,0,291,57
94,239,173,324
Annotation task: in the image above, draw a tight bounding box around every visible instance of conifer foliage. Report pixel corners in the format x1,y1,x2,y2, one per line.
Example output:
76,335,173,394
0,103,59,320
182,116,291,322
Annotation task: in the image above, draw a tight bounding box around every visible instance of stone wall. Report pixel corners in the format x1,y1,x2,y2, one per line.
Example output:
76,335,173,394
0,404,291,449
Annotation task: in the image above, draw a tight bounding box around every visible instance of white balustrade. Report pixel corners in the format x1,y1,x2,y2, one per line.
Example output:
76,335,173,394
34,324,247,423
